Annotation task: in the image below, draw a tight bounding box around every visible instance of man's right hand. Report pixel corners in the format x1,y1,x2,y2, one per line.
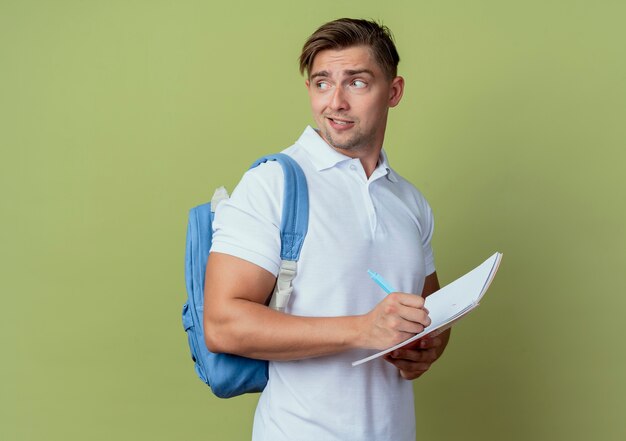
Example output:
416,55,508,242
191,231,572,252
358,293,431,350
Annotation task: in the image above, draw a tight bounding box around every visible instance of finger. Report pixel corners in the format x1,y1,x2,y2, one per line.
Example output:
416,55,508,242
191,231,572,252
429,328,444,338
391,348,437,363
384,354,432,380
400,369,426,380
380,305,429,335
390,292,426,311
417,336,442,349
387,357,431,373
396,304,431,330
392,318,426,335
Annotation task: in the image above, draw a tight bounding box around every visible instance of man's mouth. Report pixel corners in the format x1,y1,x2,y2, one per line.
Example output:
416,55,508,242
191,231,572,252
326,116,354,126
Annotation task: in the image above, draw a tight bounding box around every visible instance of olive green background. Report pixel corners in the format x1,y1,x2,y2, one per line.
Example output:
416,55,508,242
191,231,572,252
2,0,625,440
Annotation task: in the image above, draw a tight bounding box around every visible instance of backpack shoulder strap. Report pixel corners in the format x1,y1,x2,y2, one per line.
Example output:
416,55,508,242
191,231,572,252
250,153,309,261
250,153,309,311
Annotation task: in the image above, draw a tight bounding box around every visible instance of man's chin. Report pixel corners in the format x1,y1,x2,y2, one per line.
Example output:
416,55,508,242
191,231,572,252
320,127,361,152
326,137,358,152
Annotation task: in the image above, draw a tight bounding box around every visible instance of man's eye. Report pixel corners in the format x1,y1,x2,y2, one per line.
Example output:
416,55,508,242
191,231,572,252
352,80,366,88
317,81,330,90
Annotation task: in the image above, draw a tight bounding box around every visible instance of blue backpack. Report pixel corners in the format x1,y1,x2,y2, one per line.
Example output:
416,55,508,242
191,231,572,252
182,153,309,398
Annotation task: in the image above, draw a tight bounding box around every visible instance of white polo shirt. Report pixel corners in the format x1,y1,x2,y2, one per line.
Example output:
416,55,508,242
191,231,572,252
211,126,435,441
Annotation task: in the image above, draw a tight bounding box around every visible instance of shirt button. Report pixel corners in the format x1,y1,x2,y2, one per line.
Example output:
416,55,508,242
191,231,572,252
350,164,357,171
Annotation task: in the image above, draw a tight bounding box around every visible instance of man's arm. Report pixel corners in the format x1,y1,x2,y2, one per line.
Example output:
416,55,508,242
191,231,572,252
203,252,432,361
383,271,452,380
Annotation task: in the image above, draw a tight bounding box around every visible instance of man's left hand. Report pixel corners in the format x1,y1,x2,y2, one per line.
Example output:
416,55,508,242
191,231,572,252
383,334,445,380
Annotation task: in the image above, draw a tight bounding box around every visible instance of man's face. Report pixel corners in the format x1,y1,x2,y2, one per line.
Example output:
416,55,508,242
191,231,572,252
306,46,404,155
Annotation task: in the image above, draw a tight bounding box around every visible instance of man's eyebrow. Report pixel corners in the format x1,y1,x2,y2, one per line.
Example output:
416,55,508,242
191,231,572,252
309,69,375,79
345,69,374,77
310,70,330,79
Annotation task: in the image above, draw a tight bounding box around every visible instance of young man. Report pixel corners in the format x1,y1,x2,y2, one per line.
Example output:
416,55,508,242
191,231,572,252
205,18,450,441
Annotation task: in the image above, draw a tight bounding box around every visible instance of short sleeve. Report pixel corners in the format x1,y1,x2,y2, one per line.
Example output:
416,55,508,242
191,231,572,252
418,197,436,276
405,184,435,276
210,161,284,276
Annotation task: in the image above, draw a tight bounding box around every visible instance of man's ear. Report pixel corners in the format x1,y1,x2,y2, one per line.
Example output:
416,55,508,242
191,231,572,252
305,79,310,88
389,76,405,108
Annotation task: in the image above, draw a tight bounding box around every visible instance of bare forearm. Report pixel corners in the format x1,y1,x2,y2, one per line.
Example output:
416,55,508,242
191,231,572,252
205,300,365,360
204,253,366,360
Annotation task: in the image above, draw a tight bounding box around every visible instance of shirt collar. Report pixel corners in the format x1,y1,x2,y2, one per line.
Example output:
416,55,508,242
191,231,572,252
378,148,399,183
296,126,398,183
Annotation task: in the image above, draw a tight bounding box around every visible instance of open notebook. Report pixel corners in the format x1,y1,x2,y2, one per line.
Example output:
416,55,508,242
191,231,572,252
352,252,503,366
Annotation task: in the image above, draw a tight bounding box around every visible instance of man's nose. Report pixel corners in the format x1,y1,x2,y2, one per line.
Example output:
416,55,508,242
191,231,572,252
329,86,349,111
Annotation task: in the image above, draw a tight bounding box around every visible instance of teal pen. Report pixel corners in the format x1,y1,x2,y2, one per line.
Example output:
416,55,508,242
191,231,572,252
367,269,396,294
